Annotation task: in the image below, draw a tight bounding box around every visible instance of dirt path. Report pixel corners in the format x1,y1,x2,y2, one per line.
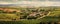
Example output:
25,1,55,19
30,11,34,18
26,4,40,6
37,12,51,19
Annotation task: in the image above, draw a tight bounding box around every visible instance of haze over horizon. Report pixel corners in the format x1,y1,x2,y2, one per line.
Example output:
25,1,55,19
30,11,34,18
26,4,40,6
0,0,60,7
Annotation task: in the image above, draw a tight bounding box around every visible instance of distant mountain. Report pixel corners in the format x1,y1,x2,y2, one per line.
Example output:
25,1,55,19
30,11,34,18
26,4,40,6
0,4,18,6
0,4,60,8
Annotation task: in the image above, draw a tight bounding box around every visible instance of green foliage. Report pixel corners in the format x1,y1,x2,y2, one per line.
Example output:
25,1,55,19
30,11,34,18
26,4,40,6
0,21,24,24
0,16,60,24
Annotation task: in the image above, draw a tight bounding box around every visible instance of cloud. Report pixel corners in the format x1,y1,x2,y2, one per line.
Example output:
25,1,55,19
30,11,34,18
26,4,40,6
16,1,60,6
0,0,60,6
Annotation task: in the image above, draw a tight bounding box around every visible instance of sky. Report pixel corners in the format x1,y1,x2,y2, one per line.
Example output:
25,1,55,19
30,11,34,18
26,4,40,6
0,0,60,7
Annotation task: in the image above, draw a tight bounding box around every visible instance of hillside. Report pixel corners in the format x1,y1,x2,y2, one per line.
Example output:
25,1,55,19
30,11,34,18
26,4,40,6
0,6,60,20
0,6,60,24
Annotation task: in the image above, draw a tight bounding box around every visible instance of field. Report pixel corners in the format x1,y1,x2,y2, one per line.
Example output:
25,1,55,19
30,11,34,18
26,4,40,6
0,7,60,24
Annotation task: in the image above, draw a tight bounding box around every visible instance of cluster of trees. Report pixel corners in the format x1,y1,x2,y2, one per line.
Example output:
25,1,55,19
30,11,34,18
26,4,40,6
17,8,52,19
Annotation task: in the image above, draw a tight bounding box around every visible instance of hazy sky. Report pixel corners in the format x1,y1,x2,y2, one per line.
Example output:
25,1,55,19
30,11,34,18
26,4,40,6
0,0,60,6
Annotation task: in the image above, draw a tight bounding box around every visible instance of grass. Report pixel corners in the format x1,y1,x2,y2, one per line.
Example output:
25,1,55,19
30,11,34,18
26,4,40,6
0,13,20,20
0,16,60,24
